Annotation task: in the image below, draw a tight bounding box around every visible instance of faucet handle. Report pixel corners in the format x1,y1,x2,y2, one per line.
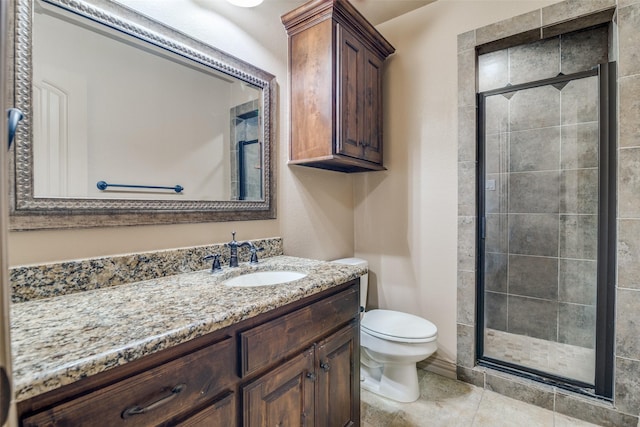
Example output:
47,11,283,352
203,254,222,273
249,246,264,264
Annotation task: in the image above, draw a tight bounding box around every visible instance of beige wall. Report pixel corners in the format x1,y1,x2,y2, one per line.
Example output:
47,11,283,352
355,0,560,364
8,0,355,266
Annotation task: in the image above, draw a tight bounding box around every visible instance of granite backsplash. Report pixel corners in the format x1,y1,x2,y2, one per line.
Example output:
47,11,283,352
10,237,283,302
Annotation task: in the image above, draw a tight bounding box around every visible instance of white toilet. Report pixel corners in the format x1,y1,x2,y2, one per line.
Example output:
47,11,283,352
333,258,438,403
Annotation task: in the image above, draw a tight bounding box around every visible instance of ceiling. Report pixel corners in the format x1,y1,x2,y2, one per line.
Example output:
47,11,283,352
347,0,435,25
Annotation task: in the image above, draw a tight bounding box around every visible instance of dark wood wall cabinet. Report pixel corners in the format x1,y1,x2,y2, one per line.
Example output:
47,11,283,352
282,0,395,173
18,281,360,426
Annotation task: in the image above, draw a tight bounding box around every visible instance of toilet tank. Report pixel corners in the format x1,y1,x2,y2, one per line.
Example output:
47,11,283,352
332,258,368,310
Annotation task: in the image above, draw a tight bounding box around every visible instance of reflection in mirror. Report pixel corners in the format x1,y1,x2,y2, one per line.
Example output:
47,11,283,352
11,0,276,229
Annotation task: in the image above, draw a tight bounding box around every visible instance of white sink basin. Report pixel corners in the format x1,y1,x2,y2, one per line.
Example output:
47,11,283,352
223,271,307,287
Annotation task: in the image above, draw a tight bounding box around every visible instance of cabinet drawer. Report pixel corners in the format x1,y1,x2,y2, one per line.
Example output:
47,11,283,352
240,286,358,377
23,337,235,427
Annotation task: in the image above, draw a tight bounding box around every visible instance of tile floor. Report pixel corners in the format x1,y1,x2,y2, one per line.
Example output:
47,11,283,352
361,370,613,427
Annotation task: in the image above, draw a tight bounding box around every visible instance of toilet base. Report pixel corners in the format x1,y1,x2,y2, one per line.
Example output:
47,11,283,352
360,361,420,403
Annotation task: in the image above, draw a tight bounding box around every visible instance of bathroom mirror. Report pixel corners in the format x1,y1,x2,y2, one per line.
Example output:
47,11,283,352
10,0,276,230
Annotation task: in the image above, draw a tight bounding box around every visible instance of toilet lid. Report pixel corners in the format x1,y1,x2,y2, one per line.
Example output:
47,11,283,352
361,309,437,343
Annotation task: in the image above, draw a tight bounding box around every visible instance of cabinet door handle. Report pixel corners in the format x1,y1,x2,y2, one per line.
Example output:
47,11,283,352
306,372,316,381
320,362,330,372
121,383,187,419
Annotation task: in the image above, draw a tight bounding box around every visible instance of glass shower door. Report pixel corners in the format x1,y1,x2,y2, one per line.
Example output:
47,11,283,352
478,69,607,388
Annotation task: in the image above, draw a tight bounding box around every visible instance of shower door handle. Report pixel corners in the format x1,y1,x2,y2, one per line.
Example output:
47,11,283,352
480,217,486,240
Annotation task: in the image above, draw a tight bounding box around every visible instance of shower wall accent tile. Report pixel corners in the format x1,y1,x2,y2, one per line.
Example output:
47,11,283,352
508,255,558,300
485,96,509,135
486,214,508,254
508,172,560,213
457,323,475,368
457,270,476,325
458,50,476,107
458,106,477,162
485,373,555,411
541,0,616,27
618,219,640,289
615,288,640,359
560,78,599,125
560,123,599,169
458,161,476,217
618,3,640,77
507,295,558,341
559,214,598,259
458,30,476,52
508,214,559,257
558,259,597,305
619,148,640,217
485,291,507,331
509,127,560,172
485,174,507,214
618,76,640,149
555,390,638,427
614,357,640,416
476,9,541,46
509,86,560,131
558,303,596,348
456,366,485,388
484,252,507,292
560,25,609,75
509,37,560,86
560,169,599,214
478,49,508,92
457,216,476,271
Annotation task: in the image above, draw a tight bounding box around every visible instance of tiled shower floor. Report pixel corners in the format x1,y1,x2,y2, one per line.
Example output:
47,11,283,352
361,370,604,426
483,329,595,384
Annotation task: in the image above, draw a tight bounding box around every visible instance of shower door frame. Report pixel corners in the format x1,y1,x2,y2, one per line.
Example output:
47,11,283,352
475,63,617,399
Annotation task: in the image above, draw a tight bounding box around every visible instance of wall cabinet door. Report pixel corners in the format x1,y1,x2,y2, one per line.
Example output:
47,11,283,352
242,347,315,427
316,322,359,427
338,25,364,160
337,26,383,166
362,49,383,165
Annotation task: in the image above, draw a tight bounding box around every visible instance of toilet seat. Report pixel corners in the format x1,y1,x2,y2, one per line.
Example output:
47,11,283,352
361,309,437,343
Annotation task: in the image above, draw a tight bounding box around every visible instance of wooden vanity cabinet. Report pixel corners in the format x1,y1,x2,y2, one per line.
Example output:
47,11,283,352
282,0,395,173
18,281,360,427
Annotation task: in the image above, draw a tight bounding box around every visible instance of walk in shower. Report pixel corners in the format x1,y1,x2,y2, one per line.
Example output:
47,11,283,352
476,26,616,398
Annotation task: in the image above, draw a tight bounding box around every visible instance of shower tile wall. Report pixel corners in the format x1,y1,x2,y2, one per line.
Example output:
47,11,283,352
458,1,640,423
479,26,608,350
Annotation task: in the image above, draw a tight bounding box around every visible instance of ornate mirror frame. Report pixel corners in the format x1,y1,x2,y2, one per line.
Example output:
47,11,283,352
9,0,277,230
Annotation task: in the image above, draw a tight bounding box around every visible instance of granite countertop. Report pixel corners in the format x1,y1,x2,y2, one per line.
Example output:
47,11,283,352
10,255,366,402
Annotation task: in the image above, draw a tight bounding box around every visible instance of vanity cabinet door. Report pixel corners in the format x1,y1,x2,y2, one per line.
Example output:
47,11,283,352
316,321,359,427
242,347,315,427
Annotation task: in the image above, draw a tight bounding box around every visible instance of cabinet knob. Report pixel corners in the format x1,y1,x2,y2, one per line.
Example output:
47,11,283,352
320,362,330,372
306,372,316,381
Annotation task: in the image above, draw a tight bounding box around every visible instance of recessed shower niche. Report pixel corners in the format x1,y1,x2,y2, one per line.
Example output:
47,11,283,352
476,24,616,397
